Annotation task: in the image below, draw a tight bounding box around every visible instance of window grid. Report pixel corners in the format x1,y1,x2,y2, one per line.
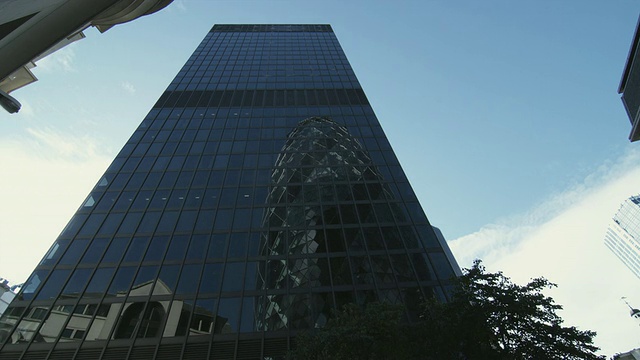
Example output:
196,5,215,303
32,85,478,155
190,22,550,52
0,25,457,359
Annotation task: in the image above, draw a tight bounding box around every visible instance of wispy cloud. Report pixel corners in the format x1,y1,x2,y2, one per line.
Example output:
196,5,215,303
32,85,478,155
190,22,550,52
24,127,102,159
449,148,640,355
0,129,111,283
36,46,77,73
121,81,136,95
169,0,187,13
17,99,35,118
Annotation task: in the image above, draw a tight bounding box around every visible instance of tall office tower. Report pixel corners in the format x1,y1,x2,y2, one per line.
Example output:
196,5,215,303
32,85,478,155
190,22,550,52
605,195,640,280
0,24,460,359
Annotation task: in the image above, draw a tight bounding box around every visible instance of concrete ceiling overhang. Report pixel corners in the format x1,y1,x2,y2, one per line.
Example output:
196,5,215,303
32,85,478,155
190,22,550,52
0,0,173,112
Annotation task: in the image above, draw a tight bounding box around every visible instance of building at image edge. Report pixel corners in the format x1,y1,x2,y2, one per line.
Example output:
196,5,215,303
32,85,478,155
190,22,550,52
605,195,640,280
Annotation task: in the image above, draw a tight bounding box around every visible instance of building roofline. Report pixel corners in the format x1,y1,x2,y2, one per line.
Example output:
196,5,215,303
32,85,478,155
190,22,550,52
210,24,333,33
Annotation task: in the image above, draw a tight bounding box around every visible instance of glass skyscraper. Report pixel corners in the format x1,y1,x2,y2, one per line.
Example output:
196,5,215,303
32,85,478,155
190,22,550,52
605,195,640,280
0,24,460,359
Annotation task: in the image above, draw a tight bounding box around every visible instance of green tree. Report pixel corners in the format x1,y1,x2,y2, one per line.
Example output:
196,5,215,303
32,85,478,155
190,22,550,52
432,260,605,359
291,260,605,359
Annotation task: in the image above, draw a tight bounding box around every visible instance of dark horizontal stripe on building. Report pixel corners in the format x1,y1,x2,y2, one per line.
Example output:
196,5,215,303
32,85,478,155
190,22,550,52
153,88,369,109
211,24,332,33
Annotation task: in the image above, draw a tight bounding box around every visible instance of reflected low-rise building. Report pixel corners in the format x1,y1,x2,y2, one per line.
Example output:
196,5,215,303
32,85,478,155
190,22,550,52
0,280,17,319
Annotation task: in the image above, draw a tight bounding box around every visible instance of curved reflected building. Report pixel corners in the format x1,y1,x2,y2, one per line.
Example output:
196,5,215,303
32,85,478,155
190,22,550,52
258,117,443,331
0,25,460,359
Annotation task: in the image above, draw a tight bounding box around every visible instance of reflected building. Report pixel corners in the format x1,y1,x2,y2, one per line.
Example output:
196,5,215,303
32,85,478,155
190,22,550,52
257,117,445,331
0,24,461,359
0,279,17,318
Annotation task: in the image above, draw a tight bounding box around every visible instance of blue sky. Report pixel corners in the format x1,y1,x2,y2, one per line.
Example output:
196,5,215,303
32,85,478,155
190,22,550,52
2,0,640,355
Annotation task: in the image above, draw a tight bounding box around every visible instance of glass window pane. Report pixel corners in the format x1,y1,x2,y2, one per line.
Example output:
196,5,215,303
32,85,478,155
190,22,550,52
117,212,143,234
207,234,227,259
216,298,240,333
9,306,50,343
78,214,106,236
106,266,136,297
58,240,89,265
411,253,435,281
144,236,170,262
85,267,116,297
80,238,109,264
186,235,208,261
228,233,247,258
39,240,69,266
131,266,159,296
36,304,72,343
102,237,128,263
102,212,128,236
165,235,189,261
176,264,203,295
199,264,223,295
222,262,245,292
430,252,455,280
123,237,150,263
189,298,216,336
239,297,256,333
156,211,179,233
155,265,180,294
18,270,49,301
36,269,71,300
61,268,92,298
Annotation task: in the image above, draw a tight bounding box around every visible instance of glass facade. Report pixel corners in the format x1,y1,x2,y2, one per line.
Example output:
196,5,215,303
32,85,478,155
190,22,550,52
605,195,640,280
0,24,460,360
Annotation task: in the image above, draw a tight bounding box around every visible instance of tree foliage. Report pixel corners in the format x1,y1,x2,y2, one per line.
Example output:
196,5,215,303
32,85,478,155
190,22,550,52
291,260,605,360
292,302,410,360
443,260,604,360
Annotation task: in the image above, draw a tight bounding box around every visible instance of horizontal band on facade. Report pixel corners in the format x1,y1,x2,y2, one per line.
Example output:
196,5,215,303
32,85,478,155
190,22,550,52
152,88,370,109
210,24,332,33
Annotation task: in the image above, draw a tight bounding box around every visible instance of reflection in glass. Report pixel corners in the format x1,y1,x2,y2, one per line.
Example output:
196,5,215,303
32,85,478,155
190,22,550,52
257,117,403,331
131,266,159,296
176,264,202,295
58,304,102,342
222,262,245,292
8,306,50,344
217,298,239,333
190,299,217,336
114,302,165,339
0,307,25,343
155,265,180,294
84,268,115,297
165,235,189,261
199,264,223,295
17,270,48,301
102,237,128,263
143,236,170,261
80,238,109,264
36,270,71,300
61,268,92,298
58,240,89,265
39,240,69,266
106,266,136,297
